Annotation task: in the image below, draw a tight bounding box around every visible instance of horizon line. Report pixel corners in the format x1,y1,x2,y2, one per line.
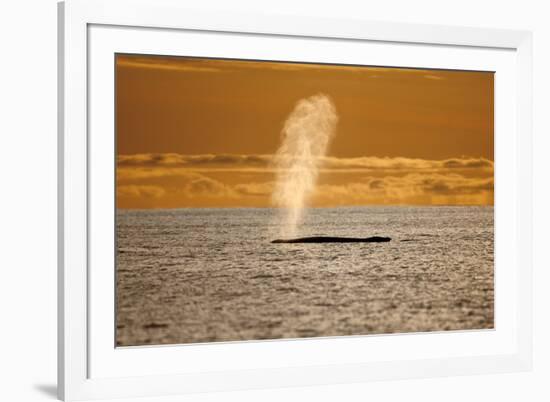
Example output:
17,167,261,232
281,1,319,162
116,204,494,211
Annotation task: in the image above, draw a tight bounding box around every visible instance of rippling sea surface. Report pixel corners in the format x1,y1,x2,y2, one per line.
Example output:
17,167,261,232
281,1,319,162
116,206,494,346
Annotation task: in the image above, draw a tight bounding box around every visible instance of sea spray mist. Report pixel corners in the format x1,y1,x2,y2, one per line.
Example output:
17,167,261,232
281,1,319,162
271,94,338,238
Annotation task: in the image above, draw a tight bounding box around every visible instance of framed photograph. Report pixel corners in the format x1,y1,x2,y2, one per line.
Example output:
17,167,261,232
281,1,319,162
58,0,533,400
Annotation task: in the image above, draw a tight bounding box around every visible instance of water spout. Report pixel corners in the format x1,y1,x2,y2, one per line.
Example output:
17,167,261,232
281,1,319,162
271,94,338,238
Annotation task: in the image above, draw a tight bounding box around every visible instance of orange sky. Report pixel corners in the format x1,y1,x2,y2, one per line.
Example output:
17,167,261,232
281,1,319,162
116,54,494,209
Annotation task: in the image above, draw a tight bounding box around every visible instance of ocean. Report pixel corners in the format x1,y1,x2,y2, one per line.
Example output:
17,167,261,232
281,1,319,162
116,206,494,346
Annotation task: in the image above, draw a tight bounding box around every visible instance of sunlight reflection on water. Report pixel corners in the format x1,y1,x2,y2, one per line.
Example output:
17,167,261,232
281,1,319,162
116,206,494,346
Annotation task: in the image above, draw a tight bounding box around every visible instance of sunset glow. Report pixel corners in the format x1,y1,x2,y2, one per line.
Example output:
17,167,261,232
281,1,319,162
116,54,493,208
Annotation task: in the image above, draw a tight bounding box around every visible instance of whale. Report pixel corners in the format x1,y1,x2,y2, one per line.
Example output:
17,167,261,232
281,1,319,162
271,236,391,244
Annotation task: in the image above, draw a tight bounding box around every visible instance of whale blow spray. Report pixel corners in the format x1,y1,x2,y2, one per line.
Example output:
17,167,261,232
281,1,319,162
272,94,338,238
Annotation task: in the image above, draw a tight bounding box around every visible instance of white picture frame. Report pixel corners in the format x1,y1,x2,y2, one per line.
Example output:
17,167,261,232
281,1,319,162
58,0,533,400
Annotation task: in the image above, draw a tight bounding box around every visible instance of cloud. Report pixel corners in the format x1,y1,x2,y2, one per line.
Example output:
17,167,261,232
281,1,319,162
117,56,222,73
118,153,493,175
116,172,493,208
117,55,462,79
321,156,493,171
234,182,274,197
117,168,203,181
117,185,165,198
441,158,493,169
424,74,445,80
420,175,493,195
121,172,237,198
369,179,384,189
184,176,237,198
116,55,386,74
116,154,494,207
118,153,270,168
312,173,493,205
